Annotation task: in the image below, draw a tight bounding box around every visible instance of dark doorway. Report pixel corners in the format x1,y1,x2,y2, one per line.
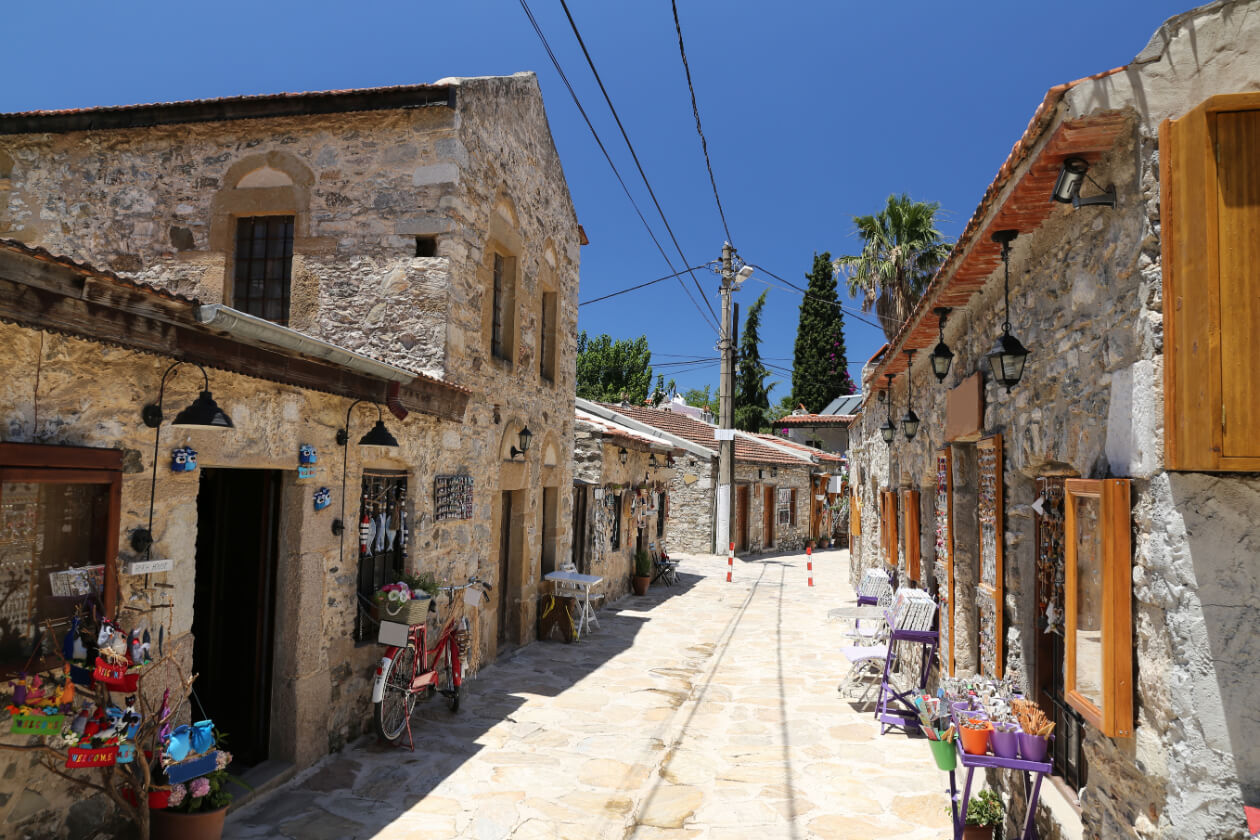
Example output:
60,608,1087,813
541,486,559,577
736,485,750,553
497,490,525,649
571,484,588,574
193,468,282,768
763,485,776,549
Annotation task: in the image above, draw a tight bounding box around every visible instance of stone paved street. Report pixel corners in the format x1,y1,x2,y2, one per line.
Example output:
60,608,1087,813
224,549,951,839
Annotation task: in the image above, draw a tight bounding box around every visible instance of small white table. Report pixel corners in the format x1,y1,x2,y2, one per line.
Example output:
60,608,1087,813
544,571,603,637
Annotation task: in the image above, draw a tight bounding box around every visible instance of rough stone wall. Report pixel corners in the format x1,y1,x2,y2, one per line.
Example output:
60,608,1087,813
0,320,453,837
666,455,716,555
850,72,1260,840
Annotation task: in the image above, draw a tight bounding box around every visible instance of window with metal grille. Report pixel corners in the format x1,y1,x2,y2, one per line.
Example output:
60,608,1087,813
609,492,621,550
355,471,408,642
777,487,792,527
656,492,666,537
233,216,294,324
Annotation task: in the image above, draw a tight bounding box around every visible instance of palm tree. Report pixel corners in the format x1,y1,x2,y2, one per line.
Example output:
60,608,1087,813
834,193,952,343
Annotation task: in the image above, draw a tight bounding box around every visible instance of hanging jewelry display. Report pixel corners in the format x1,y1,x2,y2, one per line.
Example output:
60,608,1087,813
934,447,954,676
1035,476,1066,635
434,475,474,521
976,434,1004,679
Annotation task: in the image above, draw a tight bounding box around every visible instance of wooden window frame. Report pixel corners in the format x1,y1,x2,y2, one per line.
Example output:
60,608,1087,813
1161,92,1260,471
900,488,920,583
1064,478,1134,738
0,443,121,674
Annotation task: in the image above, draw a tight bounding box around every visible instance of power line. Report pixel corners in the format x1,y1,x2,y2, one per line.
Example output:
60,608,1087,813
747,265,897,333
555,0,721,328
518,0,719,333
579,264,709,306
670,0,733,246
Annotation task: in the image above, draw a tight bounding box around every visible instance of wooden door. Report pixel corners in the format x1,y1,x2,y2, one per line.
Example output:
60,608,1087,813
881,490,898,567
901,489,921,583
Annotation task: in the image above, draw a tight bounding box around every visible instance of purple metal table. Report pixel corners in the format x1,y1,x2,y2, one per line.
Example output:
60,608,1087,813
875,610,938,734
947,731,1052,840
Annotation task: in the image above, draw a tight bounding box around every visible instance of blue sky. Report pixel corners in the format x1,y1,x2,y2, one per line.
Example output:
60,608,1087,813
4,1,1190,404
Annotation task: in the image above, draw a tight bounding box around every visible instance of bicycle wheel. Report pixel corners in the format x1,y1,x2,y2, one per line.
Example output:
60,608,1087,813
373,643,418,742
437,641,461,713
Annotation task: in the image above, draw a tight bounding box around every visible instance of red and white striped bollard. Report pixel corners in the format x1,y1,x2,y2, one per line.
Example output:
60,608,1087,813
807,544,814,587
727,542,734,582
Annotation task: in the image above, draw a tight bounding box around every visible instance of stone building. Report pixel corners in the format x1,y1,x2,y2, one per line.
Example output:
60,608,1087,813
584,401,823,555
0,74,580,835
847,4,1260,838
572,407,678,602
775,393,862,454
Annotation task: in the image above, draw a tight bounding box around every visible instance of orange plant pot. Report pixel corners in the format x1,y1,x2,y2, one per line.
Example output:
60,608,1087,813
958,720,993,756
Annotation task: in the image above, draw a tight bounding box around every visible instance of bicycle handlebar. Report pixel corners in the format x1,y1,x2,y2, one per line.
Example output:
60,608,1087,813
437,576,493,594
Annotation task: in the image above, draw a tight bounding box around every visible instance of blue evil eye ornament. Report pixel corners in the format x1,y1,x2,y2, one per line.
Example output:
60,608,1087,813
170,446,198,473
313,487,332,511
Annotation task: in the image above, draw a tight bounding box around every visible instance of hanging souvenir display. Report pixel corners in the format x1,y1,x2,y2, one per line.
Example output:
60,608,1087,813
976,434,1004,679
1035,476,1066,634
434,475,474,521
313,487,332,511
934,448,954,676
298,444,318,479
170,446,197,472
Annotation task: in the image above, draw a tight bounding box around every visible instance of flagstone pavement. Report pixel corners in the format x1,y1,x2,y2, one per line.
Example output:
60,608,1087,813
224,548,951,839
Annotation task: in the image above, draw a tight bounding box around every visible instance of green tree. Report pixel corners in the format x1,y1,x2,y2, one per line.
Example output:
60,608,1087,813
834,192,952,342
792,253,856,413
735,290,775,432
576,331,654,404
682,385,715,413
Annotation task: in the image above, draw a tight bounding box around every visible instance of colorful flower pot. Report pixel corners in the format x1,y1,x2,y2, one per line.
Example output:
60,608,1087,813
989,726,1020,759
959,720,993,756
930,737,957,771
1018,732,1051,763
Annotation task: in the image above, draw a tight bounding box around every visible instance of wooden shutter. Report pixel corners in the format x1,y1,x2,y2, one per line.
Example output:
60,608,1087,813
881,490,898,568
901,489,920,583
1162,93,1260,470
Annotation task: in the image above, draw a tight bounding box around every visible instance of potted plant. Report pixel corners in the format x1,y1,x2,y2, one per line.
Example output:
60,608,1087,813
149,752,245,840
962,788,1003,840
632,550,652,595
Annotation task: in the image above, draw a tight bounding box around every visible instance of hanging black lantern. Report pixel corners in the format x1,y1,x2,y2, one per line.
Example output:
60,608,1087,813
880,373,896,444
986,230,1029,391
901,349,920,440
930,307,954,383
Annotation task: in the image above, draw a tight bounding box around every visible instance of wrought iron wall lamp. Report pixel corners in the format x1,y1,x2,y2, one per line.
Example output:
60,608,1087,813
332,401,400,538
930,308,954,382
132,361,234,555
902,350,920,440
880,373,896,444
986,230,1030,390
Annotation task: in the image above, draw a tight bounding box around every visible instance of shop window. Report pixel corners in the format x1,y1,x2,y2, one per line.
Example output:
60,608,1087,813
789,488,798,528
776,487,792,527
1064,478,1133,738
491,252,517,363
1161,93,1260,470
232,215,294,325
610,492,621,550
540,290,558,382
1034,476,1088,795
355,471,408,643
0,443,120,672
900,488,920,583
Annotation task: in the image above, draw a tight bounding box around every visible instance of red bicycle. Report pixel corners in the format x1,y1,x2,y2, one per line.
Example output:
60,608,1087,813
371,576,491,746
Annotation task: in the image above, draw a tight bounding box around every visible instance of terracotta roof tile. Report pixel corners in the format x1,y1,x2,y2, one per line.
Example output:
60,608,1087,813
601,404,811,467
776,413,855,427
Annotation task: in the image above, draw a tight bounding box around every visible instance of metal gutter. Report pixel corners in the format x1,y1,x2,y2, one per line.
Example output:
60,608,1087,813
195,304,417,384
575,397,714,461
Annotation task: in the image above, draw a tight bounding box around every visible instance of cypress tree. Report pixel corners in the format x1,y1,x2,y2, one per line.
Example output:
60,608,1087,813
735,290,773,431
791,252,856,413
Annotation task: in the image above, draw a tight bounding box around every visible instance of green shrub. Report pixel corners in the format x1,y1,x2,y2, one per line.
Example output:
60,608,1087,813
634,550,653,577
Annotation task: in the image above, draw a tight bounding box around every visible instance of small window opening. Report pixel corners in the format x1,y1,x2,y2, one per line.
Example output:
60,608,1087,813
415,235,437,258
